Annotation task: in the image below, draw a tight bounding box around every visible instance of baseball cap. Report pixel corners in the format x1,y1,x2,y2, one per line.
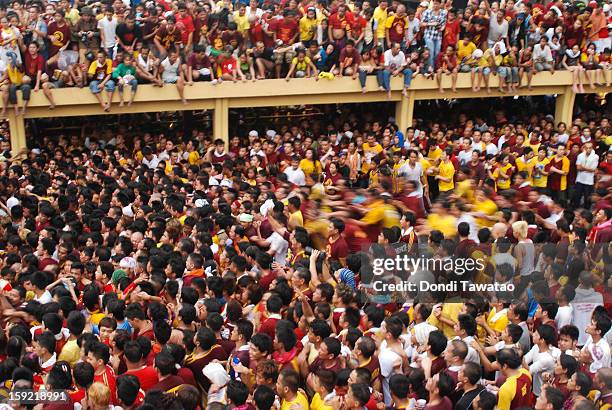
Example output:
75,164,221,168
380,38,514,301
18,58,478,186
120,257,137,270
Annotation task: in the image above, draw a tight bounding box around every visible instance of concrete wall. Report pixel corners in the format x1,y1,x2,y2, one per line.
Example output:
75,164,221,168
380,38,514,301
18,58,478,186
8,71,611,154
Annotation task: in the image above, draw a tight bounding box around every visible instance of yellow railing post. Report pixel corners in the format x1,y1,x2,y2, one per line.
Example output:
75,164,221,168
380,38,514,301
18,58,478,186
554,86,576,126
7,110,26,156
214,98,229,148
395,90,415,133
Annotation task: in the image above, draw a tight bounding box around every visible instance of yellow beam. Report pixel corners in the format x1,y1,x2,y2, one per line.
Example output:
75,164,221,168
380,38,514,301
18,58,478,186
554,86,576,126
23,99,215,119
7,111,26,156
395,91,415,133
4,71,609,154
18,71,583,111
227,91,402,108
414,85,568,100
214,98,229,147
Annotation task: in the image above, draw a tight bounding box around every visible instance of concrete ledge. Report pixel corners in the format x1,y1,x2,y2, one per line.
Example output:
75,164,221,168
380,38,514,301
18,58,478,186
19,70,610,119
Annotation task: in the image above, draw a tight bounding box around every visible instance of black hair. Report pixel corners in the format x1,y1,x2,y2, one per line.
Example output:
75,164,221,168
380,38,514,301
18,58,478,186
117,374,141,406
389,374,409,399
427,330,447,356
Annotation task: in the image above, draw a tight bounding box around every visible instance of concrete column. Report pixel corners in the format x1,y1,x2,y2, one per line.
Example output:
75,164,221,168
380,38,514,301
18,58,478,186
7,111,26,156
554,86,576,126
395,91,415,133
214,98,229,148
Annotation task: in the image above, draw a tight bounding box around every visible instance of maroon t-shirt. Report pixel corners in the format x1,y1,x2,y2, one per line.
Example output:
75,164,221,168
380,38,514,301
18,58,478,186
25,53,45,78
188,53,212,70
425,397,453,410
326,236,349,262
339,47,361,68
47,22,71,56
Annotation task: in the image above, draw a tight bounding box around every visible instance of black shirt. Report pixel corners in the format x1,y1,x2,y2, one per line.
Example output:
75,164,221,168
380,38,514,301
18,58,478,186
455,385,485,410
116,23,143,48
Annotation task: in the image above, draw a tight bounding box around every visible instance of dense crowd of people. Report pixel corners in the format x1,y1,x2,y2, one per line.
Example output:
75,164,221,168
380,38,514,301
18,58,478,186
0,0,609,113
0,104,609,410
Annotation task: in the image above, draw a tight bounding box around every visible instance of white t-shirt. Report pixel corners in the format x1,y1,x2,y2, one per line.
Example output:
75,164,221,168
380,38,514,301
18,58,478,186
246,7,264,18
572,288,604,345
379,340,403,406
161,57,180,82
97,17,118,48
142,154,160,169
457,149,473,166
555,305,573,329
34,290,53,304
485,143,499,156
383,49,406,70
524,345,560,396
284,166,306,186
582,336,611,373
398,161,424,195
575,151,599,185
267,232,288,265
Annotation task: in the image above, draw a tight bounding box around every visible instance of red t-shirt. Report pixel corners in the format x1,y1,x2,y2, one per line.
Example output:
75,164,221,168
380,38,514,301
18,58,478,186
93,366,117,404
273,18,298,44
328,12,354,30
220,57,237,75
259,316,279,340
125,365,159,392
176,14,195,44
25,53,45,78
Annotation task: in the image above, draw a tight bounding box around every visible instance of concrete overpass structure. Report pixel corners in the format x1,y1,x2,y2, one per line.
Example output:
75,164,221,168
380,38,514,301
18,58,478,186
7,70,611,154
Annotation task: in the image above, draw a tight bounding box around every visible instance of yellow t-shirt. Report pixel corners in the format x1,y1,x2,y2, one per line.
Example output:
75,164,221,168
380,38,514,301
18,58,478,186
426,213,458,238
427,301,463,338
299,159,322,176
58,339,81,367
493,163,513,190
65,8,80,25
457,41,476,61
373,6,388,38
310,393,333,410
361,200,400,228
281,391,310,410
487,307,509,334
427,146,442,161
289,210,304,228
89,310,106,326
232,12,250,33
438,160,455,192
532,157,549,188
362,142,383,173
515,156,536,180
385,14,408,32
479,48,502,67
299,16,318,41
88,59,113,78
292,56,312,72
7,66,23,85
473,198,498,228
497,368,532,410
187,150,200,165
456,179,474,202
